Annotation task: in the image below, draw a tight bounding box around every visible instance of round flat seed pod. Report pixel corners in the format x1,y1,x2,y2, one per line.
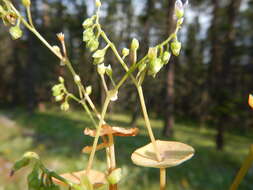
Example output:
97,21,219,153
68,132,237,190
53,170,106,189
131,140,194,168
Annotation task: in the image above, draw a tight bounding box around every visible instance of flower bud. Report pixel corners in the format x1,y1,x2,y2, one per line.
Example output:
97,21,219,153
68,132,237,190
148,47,157,60
83,29,94,42
148,58,164,77
109,90,118,101
177,18,184,26
171,40,181,56
61,102,69,111
97,63,106,75
57,32,65,41
175,0,184,19
9,25,23,40
248,94,253,109
55,94,64,102
86,86,92,96
96,0,102,7
87,39,99,52
162,51,171,64
74,75,81,83
107,168,122,185
52,84,63,96
131,38,139,51
82,18,93,29
92,49,106,58
58,76,64,83
93,57,104,65
22,0,31,7
122,48,129,57
106,64,112,77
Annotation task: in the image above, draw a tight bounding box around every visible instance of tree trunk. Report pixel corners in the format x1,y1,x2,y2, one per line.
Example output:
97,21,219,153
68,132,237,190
163,0,176,137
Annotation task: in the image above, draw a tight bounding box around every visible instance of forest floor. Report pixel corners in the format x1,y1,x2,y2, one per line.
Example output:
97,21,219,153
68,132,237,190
0,108,252,190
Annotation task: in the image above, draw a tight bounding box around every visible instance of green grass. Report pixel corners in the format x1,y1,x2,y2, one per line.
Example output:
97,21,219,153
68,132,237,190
0,108,252,190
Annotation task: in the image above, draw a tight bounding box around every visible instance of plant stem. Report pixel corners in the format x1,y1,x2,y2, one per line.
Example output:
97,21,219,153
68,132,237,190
136,85,161,161
229,145,253,190
86,96,111,174
26,6,34,28
108,134,117,190
160,168,166,190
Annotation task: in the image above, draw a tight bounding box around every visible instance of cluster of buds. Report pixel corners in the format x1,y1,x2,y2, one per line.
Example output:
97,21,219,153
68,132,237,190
146,47,171,77
51,77,70,111
0,4,23,40
82,16,99,52
170,0,188,56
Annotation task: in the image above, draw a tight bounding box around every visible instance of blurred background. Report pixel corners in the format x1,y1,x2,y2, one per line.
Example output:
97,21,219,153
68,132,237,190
0,0,253,190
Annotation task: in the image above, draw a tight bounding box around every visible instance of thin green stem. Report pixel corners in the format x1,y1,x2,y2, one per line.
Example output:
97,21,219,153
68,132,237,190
136,85,161,161
86,96,111,173
26,6,34,28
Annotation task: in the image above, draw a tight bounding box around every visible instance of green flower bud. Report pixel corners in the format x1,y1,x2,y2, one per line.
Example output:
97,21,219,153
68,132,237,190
131,38,139,51
177,18,184,26
87,39,99,52
162,51,171,64
122,48,129,57
175,7,184,19
22,0,31,7
74,75,81,83
96,0,102,7
23,152,40,160
92,49,106,58
86,86,92,96
107,168,122,185
97,63,106,75
55,94,64,102
61,102,69,111
171,40,181,56
109,90,118,101
82,18,93,29
106,64,112,77
58,76,64,83
93,57,104,65
148,47,158,60
9,25,23,40
148,58,164,77
52,84,63,97
83,28,94,42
